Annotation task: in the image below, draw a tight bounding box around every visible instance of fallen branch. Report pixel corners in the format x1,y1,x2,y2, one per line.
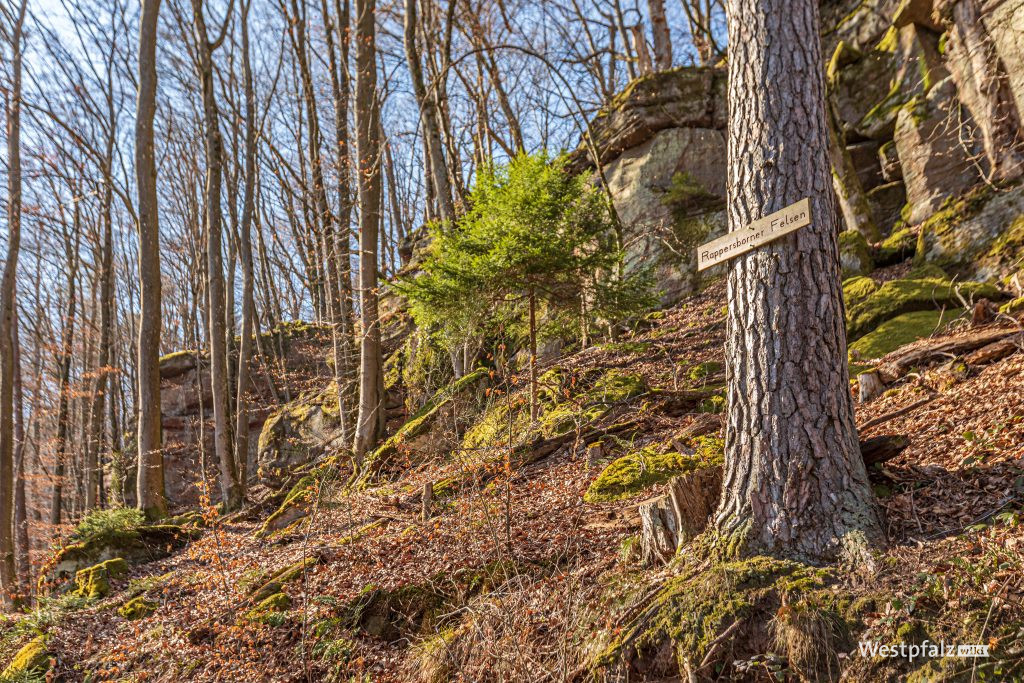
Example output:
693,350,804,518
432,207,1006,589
858,396,936,432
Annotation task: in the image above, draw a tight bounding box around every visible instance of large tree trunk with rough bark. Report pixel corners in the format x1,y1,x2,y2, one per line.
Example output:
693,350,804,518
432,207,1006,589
192,0,243,512
713,0,884,565
135,0,168,520
353,0,385,465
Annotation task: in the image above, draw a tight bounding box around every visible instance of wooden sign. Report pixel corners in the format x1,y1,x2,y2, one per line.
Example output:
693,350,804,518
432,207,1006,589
696,198,812,271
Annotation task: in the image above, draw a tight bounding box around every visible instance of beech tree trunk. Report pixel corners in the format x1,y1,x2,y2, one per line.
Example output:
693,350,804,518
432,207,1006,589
192,0,243,511
0,0,27,603
323,0,358,444
714,0,884,565
647,0,672,70
135,0,168,520
353,0,385,465
404,0,456,222
234,0,257,492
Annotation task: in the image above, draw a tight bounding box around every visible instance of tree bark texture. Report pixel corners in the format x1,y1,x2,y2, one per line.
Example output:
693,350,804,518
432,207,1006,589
192,0,243,511
353,0,385,464
135,0,168,520
714,0,884,565
0,0,27,603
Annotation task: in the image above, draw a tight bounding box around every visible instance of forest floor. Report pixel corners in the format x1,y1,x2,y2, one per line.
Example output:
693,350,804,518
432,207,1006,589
4,278,1024,682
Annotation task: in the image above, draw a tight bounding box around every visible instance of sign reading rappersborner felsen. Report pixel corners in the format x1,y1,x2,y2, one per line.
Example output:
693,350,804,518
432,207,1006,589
696,198,813,271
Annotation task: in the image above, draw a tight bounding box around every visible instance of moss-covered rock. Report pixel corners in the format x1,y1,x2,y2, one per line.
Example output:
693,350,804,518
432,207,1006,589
595,556,835,678
585,435,724,503
245,592,292,622
846,276,1000,340
914,184,1024,282
39,508,199,593
839,230,874,277
875,227,917,266
257,382,343,486
842,276,879,309
1000,296,1024,316
248,556,320,605
0,635,50,682
118,595,158,620
362,368,490,479
849,308,964,360
74,557,129,600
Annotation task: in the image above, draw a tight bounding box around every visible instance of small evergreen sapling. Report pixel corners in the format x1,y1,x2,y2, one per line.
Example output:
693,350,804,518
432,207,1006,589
398,152,654,421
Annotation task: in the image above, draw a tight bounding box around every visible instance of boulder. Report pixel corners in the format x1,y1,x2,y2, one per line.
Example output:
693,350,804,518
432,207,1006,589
601,128,728,304
914,183,1024,282
566,67,727,174
894,78,982,224
257,382,344,487
839,230,875,277
0,636,50,682
867,181,908,235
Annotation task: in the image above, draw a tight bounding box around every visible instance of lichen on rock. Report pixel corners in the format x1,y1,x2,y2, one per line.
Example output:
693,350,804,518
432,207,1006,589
74,557,129,600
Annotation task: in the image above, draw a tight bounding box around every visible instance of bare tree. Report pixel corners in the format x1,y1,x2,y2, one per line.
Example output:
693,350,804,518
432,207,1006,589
0,0,28,606
353,0,385,465
135,0,168,520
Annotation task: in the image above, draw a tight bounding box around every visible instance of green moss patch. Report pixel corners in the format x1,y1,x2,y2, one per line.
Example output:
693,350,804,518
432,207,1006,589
843,276,879,309
74,557,129,600
849,308,964,360
596,556,834,675
0,635,50,682
846,277,1000,340
585,436,724,503
118,596,158,621
875,228,917,265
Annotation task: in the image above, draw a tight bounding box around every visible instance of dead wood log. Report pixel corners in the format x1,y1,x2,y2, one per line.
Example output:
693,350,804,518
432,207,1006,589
965,333,1023,365
859,434,910,466
639,496,679,565
876,328,1017,383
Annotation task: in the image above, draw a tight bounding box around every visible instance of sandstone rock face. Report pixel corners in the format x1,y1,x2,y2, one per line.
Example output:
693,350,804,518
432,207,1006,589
157,323,334,508
570,68,728,305
602,127,727,304
987,0,1024,117
257,383,344,487
894,78,982,225
915,184,1024,284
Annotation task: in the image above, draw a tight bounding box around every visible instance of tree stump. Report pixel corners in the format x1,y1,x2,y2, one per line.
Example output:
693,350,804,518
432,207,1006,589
421,481,433,522
639,464,724,565
857,371,885,403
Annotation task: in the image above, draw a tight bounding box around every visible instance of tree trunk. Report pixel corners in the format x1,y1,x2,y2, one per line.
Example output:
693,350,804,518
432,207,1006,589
12,312,29,592
404,0,456,222
192,0,243,512
352,0,385,465
528,288,538,422
714,0,884,565
323,0,358,443
135,0,168,520
0,0,27,605
647,0,673,70
234,0,257,493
